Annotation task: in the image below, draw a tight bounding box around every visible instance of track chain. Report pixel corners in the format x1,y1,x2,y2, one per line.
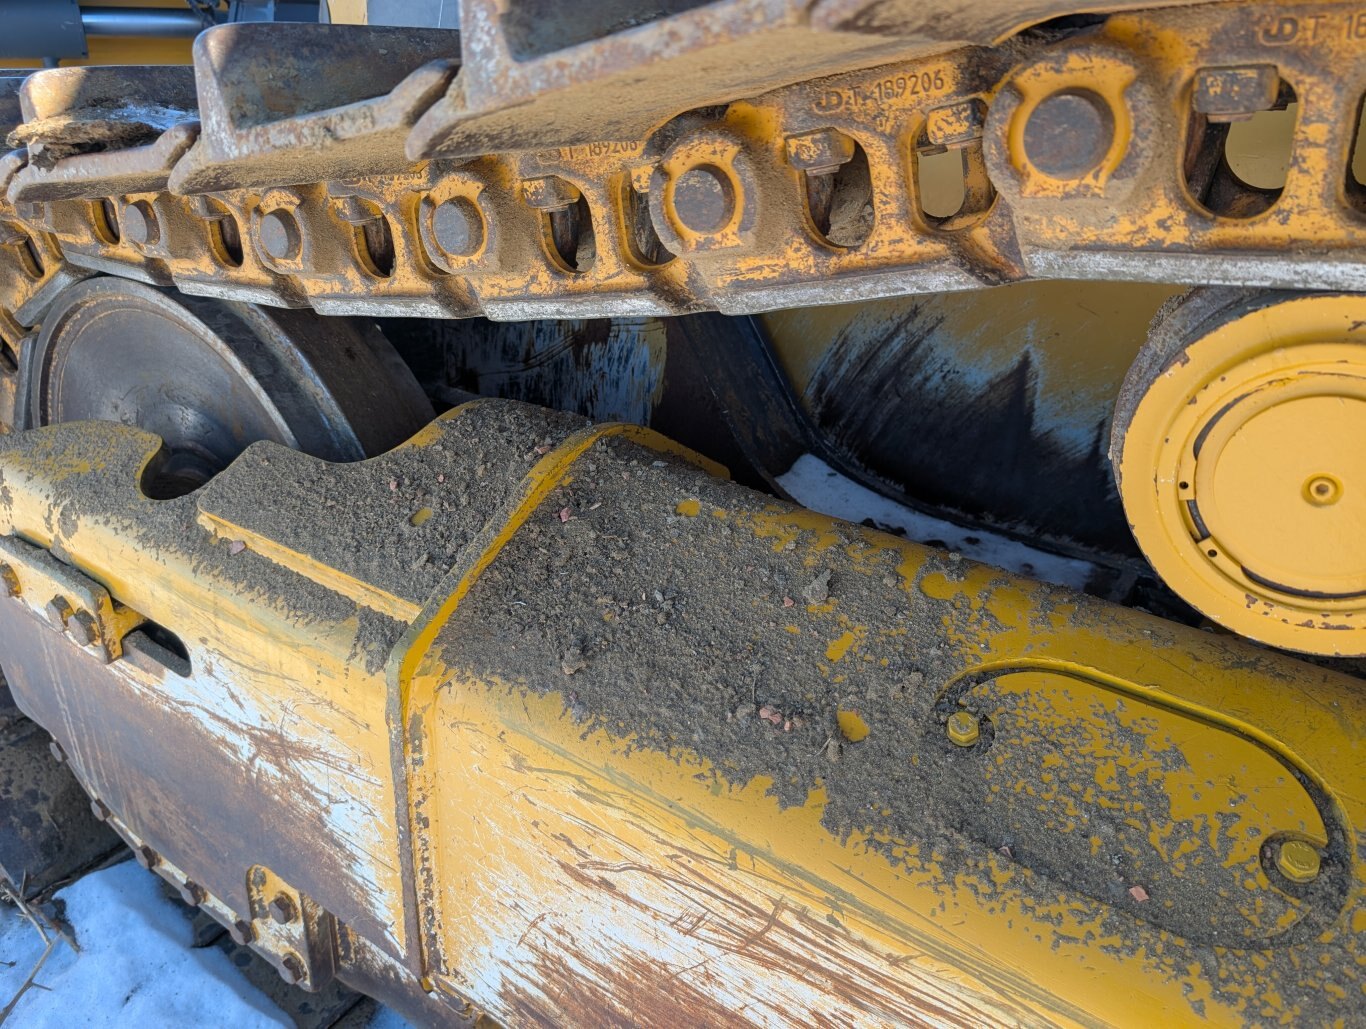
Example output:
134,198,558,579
0,1,1361,365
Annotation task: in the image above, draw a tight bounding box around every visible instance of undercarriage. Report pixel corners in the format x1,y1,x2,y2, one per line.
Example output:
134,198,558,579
0,2,1362,1025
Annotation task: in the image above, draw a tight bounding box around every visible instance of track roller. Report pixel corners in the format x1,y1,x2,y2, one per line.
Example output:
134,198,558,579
1111,288,1366,656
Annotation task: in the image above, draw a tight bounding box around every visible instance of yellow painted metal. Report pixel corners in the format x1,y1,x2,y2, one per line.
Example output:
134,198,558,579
0,403,1360,1024
1116,292,1366,655
0,0,197,68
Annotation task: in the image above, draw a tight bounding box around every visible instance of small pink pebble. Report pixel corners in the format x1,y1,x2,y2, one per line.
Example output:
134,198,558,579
1129,885,1149,903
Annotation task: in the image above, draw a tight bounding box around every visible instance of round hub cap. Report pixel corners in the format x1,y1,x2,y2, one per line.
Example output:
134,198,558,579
1113,290,1366,656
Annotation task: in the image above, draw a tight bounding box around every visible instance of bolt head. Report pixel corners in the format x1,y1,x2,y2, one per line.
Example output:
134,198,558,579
134,844,159,870
121,200,160,248
1275,839,1321,884
45,595,73,631
177,880,205,907
68,611,100,647
1193,65,1279,122
926,99,989,149
259,209,302,262
522,176,581,212
332,194,376,225
671,165,735,234
785,128,856,174
48,738,66,764
267,892,298,924
89,798,110,822
1022,89,1115,180
228,918,255,945
278,953,305,985
946,710,981,747
430,196,485,258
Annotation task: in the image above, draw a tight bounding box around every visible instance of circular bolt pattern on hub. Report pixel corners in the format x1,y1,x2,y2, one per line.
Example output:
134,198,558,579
946,711,980,747
431,196,484,258
1022,90,1114,178
121,200,160,248
672,165,735,234
259,209,301,262
1113,290,1366,655
1275,839,1321,883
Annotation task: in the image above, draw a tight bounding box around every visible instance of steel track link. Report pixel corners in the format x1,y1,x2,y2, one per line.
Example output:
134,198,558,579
0,0,1361,369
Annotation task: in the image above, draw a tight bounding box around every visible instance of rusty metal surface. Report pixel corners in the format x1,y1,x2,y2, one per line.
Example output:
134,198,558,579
0,406,1358,1024
167,25,460,194
0,3,1361,328
0,688,120,899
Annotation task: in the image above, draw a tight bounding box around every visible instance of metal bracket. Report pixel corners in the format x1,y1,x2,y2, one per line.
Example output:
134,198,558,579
0,535,144,663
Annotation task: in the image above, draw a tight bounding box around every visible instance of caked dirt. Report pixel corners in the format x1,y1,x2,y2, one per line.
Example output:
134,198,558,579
433,430,1359,1026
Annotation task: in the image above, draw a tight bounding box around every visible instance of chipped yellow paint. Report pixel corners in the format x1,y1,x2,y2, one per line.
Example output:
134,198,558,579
0,407,1361,1025
825,630,859,662
836,708,871,742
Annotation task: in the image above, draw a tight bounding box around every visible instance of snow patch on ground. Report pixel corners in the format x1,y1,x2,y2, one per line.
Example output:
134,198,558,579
778,454,1096,590
0,862,412,1027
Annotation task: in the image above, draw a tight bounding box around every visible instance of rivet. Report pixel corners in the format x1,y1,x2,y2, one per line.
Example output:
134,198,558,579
1276,839,1321,884
946,710,981,747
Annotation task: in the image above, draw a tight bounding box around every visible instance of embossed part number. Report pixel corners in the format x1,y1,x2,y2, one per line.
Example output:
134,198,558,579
815,69,948,113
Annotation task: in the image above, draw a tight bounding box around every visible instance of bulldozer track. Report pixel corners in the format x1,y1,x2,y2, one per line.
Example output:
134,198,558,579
0,0,1362,360
1,4,1366,1024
